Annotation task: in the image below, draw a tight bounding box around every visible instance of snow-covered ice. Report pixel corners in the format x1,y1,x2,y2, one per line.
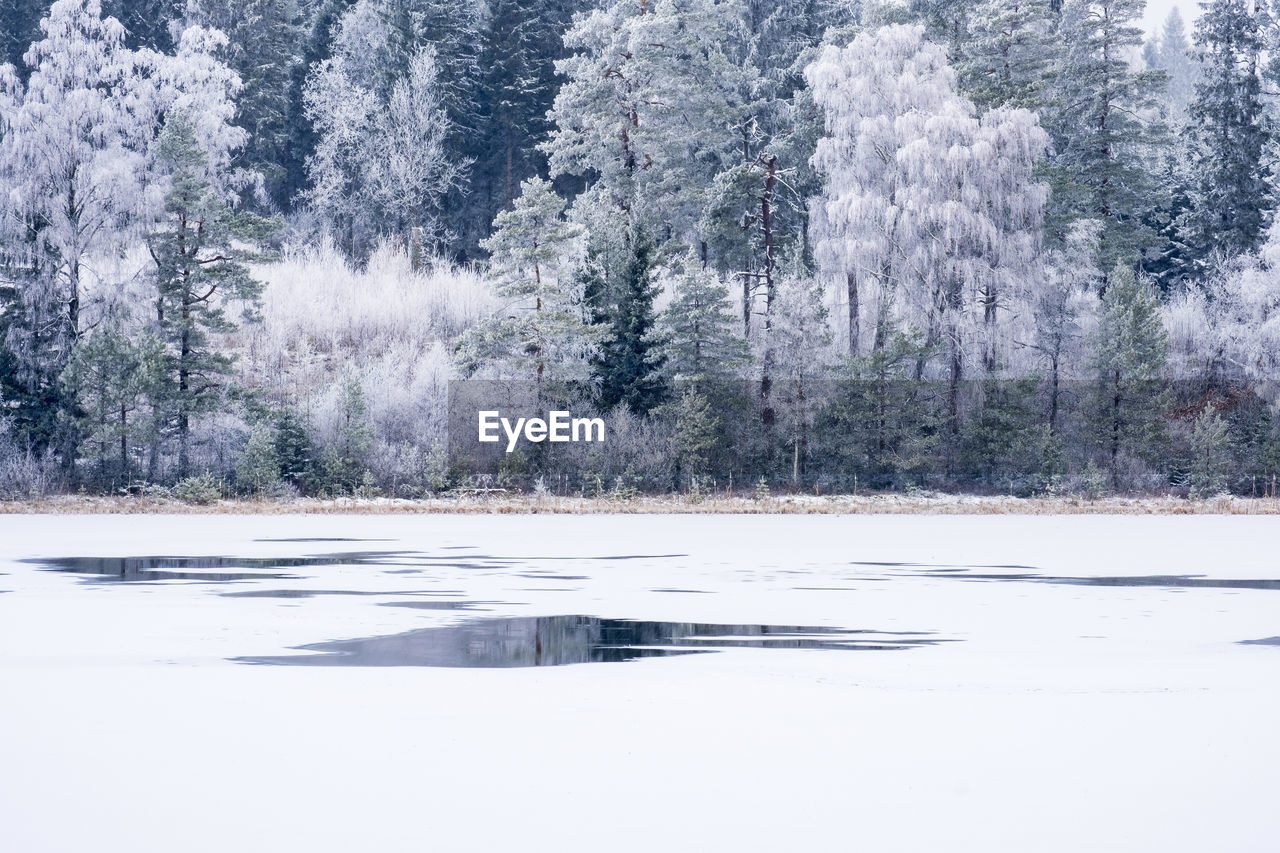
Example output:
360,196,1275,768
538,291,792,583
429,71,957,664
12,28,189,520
1,513,1278,851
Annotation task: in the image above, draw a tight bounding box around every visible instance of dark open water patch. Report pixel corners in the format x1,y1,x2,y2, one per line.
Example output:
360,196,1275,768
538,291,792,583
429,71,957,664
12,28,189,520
219,589,467,599
1240,637,1280,646
234,616,947,668
26,552,414,582
379,600,497,611
852,561,1040,570
253,537,395,543
915,571,1280,591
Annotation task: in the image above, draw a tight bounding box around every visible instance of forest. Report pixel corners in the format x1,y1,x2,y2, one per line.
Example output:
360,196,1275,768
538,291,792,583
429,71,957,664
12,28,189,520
2,0,1279,500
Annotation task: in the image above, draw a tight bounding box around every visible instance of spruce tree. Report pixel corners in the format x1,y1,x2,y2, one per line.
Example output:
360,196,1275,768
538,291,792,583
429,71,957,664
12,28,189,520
188,0,306,209
1090,263,1169,487
957,0,1056,110
595,233,666,415
1155,7,1198,114
660,259,752,387
1045,0,1168,274
1178,0,1270,269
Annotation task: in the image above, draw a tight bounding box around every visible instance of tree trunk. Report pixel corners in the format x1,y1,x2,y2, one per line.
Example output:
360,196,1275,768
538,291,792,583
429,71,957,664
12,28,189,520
760,157,777,444
846,272,859,355
120,402,128,484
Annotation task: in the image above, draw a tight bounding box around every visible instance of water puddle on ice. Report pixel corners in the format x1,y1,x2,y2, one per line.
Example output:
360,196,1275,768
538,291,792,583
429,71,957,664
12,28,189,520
234,616,945,668
28,552,419,582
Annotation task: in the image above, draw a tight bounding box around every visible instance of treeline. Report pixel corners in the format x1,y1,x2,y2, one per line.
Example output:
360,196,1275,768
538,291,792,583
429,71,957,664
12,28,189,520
3,0,1280,500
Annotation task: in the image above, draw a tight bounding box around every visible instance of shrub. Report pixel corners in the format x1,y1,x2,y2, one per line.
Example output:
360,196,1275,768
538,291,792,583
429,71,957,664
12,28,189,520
173,473,223,504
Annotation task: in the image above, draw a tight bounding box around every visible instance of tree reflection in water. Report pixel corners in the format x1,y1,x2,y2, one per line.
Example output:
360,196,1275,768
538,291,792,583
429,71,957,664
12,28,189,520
236,616,946,668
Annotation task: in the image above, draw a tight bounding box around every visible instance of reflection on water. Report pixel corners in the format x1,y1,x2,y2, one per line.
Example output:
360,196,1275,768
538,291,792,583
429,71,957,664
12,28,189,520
235,616,945,668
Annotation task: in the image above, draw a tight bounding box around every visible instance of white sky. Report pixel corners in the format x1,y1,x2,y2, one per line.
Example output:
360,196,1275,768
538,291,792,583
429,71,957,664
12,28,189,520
1143,0,1197,38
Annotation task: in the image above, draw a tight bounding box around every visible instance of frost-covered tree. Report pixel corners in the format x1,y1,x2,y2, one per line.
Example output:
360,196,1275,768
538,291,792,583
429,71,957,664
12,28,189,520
768,262,832,483
1177,0,1271,269
1031,219,1102,433
545,0,759,253
0,0,149,338
1151,7,1198,115
806,22,1049,407
324,0,484,251
457,178,596,386
304,46,463,255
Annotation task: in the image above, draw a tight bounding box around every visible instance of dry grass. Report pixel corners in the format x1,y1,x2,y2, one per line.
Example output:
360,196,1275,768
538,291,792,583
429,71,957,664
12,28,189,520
5,493,1280,515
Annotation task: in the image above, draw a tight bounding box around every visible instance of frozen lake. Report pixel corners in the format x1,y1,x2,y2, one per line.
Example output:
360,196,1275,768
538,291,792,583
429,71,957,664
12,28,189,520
1,513,1278,851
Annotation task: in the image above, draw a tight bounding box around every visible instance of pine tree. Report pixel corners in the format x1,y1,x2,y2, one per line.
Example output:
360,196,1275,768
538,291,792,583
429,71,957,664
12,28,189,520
273,407,319,493
324,368,373,492
545,0,760,257
147,111,270,477
1185,404,1232,497
1178,0,1270,269
1090,263,1169,487
457,178,598,385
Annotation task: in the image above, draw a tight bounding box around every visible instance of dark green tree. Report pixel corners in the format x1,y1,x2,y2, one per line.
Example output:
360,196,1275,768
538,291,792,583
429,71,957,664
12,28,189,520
1090,263,1169,487
595,233,667,415
1045,0,1168,275
0,0,44,71
1176,0,1270,270
61,328,165,487
189,0,306,210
